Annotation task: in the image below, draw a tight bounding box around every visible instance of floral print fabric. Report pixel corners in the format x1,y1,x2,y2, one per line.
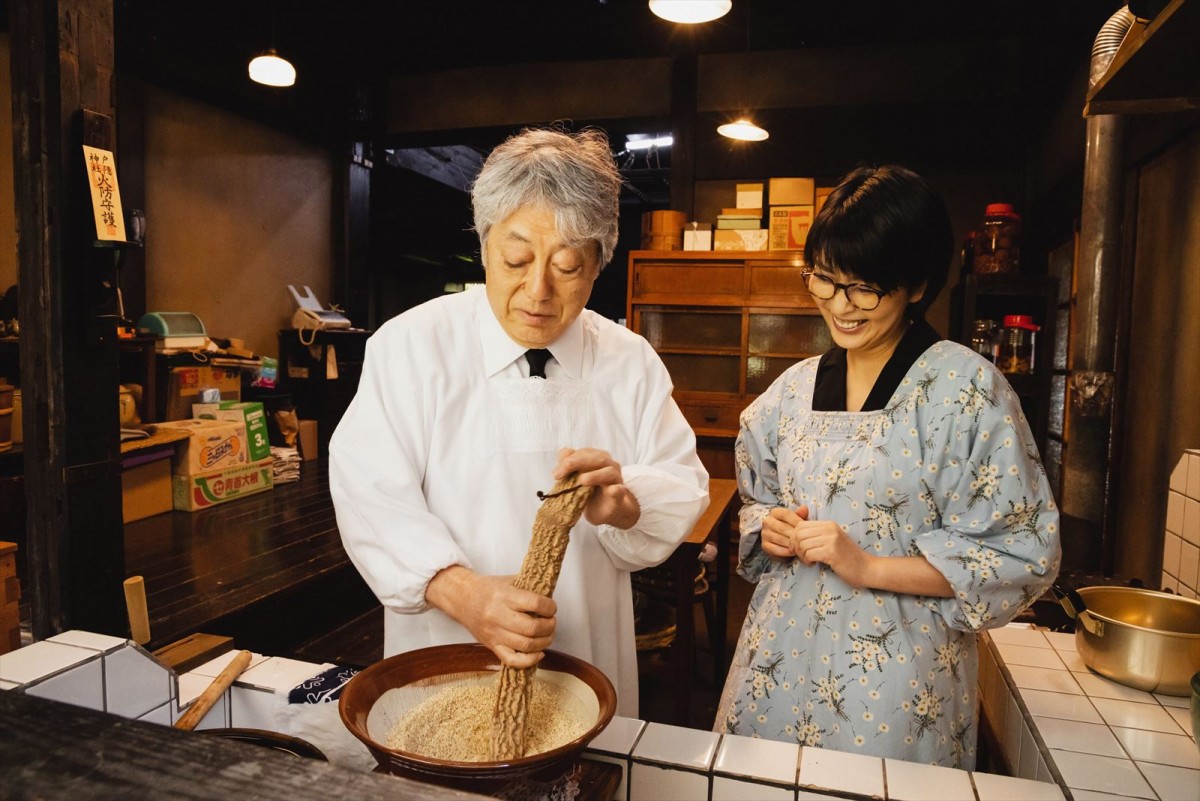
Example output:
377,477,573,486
715,341,1060,768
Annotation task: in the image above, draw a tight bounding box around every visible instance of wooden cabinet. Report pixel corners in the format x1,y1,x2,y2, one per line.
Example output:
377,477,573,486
627,250,829,478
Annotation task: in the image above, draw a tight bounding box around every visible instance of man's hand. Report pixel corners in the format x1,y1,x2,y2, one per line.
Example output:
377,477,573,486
425,565,557,668
552,447,640,530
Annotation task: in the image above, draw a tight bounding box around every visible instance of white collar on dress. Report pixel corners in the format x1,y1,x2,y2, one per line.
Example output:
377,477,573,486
473,287,585,379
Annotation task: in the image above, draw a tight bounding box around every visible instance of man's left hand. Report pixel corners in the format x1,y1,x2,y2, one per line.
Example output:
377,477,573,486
552,447,640,529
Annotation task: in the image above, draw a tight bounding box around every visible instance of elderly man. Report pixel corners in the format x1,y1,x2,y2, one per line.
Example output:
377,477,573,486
329,127,708,716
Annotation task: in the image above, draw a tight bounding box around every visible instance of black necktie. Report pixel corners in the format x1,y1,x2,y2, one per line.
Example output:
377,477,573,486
525,349,551,379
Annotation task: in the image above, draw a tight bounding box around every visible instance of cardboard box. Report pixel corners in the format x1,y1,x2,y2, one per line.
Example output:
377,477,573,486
815,186,833,217
172,457,274,512
713,229,768,251
155,418,250,475
162,366,240,421
769,205,814,251
193,401,271,462
121,449,174,523
683,225,712,251
735,182,763,209
297,419,319,461
769,177,815,206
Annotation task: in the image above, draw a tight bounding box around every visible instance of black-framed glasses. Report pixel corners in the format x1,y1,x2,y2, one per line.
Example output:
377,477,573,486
801,270,888,311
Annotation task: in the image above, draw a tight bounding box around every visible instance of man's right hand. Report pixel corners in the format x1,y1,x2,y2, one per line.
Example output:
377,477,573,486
424,565,557,668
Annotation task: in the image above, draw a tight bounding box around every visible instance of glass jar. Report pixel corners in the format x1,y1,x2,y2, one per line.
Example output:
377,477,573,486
959,230,978,278
973,203,1022,275
970,319,999,363
998,314,1038,374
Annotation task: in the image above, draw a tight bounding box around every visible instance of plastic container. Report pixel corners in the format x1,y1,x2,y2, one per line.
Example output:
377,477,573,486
999,314,1039,374
970,319,1000,364
974,203,1022,275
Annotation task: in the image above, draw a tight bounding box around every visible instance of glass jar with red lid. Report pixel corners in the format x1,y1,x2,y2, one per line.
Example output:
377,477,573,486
973,203,1022,275
998,314,1038,374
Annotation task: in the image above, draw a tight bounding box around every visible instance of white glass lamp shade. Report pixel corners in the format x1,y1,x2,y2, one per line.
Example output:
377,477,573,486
248,50,296,87
648,0,732,24
717,119,769,141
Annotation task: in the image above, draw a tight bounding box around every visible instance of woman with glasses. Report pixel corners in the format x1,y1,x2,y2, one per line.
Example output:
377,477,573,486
715,165,1060,768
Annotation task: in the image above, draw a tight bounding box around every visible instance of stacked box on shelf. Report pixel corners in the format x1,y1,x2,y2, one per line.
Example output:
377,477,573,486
768,177,815,252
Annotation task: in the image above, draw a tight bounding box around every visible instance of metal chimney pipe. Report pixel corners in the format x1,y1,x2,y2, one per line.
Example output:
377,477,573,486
1060,5,1136,572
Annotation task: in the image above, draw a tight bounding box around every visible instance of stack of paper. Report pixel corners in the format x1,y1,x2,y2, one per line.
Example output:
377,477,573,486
270,446,302,484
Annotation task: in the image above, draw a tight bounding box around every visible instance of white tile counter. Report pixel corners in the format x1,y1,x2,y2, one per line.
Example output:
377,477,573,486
3,630,1073,800
980,624,1198,801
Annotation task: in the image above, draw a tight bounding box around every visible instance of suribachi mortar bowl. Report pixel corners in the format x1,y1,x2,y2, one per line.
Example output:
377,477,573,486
338,643,616,794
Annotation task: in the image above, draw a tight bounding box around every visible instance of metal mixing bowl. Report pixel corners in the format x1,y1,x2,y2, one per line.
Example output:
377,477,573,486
1070,587,1200,696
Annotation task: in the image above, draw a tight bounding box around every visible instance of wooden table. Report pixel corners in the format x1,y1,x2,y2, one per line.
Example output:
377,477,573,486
0,691,488,801
634,478,739,726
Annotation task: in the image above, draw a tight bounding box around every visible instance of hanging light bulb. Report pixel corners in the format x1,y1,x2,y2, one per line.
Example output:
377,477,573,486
717,119,769,141
648,0,732,24
248,49,296,87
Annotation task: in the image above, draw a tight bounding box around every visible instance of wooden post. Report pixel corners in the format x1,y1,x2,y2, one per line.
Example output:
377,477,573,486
9,0,126,637
669,54,697,219
333,141,373,330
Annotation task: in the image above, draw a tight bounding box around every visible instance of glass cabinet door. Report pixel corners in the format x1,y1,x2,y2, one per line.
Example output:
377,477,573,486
661,353,741,393
746,312,831,394
639,309,741,394
639,309,740,350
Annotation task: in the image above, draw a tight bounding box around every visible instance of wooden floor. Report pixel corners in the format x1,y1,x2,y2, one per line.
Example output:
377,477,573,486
123,457,383,666
118,456,751,728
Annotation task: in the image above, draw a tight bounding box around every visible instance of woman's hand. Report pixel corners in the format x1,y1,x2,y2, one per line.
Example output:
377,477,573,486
425,565,557,668
791,518,875,588
761,505,807,558
767,507,954,596
553,447,640,530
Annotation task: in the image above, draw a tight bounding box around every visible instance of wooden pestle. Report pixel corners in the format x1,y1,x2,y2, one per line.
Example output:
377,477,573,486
174,650,252,731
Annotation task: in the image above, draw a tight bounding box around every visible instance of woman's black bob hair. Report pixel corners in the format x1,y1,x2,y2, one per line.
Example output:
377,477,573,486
804,165,953,318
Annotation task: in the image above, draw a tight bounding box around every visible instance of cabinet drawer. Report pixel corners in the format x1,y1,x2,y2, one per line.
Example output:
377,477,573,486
633,263,744,298
677,400,745,434
748,263,812,303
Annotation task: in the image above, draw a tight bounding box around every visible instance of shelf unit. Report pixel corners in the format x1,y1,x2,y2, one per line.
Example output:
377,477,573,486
950,274,1060,455
1084,0,1199,116
627,250,827,478
276,328,371,456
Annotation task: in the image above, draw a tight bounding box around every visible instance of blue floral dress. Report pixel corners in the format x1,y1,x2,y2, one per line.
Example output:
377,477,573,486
715,339,1060,768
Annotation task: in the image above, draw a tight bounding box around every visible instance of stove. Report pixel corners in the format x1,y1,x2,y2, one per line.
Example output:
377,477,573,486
1019,571,1149,633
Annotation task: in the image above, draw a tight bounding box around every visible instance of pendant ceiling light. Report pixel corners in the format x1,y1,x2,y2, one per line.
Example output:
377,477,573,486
717,119,769,141
249,49,296,87
648,0,732,24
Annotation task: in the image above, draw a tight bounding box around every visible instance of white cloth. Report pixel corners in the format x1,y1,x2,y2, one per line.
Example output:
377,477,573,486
329,287,709,717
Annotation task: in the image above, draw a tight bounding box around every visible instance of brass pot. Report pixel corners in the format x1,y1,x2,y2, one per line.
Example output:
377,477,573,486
1055,585,1200,696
